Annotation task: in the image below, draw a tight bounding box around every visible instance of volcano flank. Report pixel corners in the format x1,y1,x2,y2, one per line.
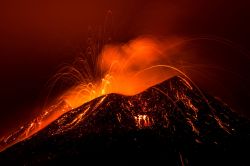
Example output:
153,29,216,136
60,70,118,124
0,76,249,165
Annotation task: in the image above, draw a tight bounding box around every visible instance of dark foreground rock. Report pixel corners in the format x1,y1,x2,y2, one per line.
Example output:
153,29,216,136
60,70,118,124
0,76,249,165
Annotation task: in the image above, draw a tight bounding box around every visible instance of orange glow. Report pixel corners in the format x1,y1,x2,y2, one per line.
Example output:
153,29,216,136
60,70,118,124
134,115,152,128
62,36,183,109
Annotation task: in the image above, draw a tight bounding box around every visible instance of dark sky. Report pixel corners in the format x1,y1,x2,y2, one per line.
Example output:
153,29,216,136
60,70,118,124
0,0,250,135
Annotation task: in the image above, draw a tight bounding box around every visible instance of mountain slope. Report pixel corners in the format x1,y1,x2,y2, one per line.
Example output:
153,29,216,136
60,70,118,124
0,76,249,165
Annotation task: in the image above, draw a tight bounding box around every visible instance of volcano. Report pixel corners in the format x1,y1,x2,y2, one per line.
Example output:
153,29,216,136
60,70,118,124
0,76,249,165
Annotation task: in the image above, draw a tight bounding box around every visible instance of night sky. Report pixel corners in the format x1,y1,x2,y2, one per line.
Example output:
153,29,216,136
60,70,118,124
0,0,249,136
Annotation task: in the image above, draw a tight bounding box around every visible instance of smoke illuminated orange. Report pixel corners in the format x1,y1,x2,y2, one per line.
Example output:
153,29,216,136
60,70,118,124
62,36,183,108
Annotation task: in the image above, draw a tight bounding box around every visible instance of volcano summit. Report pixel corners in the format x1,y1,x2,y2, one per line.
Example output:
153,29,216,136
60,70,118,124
0,76,249,165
